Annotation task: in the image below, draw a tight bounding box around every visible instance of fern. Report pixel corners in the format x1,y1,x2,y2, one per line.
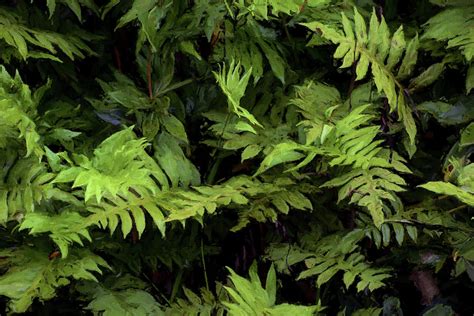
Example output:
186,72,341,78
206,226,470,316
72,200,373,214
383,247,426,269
45,0,99,20
78,275,163,316
0,1,472,314
47,138,312,244
302,8,419,144
0,158,47,221
0,247,109,313
0,6,97,61
216,17,287,84
267,230,391,292
224,262,323,315
214,60,262,128
257,92,411,227
51,128,172,239
419,161,474,206
423,2,474,62
164,286,225,316
19,211,91,258
0,66,44,157
53,127,166,202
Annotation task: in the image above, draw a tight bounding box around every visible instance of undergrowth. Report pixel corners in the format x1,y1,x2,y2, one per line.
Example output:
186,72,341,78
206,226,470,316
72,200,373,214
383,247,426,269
0,0,472,315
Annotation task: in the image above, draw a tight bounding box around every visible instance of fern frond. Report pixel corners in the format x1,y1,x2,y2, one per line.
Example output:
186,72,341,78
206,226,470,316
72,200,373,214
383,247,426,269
165,286,225,316
322,164,407,227
45,0,99,20
54,127,167,203
166,176,312,231
78,275,163,316
302,8,419,144
220,18,287,84
359,212,418,248
0,66,44,157
224,262,323,315
0,247,109,313
419,181,474,206
267,230,391,292
229,176,313,231
87,192,167,238
0,154,79,225
0,7,97,60
419,161,474,206
19,211,91,258
203,111,293,163
258,98,411,227
0,158,41,216
214,60,262,127
423,4,474,62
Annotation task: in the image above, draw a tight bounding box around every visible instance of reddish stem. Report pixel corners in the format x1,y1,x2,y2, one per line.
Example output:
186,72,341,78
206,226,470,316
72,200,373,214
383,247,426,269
113,47,122,72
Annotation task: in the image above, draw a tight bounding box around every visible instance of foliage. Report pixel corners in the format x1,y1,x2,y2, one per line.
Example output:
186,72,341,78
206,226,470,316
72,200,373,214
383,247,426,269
223,262,323,315
0,0,472,315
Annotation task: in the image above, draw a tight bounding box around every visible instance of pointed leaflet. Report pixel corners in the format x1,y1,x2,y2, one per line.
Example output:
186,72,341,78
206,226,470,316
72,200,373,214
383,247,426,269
242,144,262,162
466,63,473,94
419,182,474,206
213,61,262,127
259,41,286,84
386,26,406,71
255,142,305,176
397,34,419,80
460,123,474,147
409,62,445,92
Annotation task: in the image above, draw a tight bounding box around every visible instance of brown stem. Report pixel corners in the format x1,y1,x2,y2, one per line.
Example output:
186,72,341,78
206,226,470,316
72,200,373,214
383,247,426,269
448,204,468,214
114,47,122,72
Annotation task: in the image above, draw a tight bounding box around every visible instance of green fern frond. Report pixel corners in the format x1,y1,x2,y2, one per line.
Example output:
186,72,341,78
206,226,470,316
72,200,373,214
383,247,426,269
267,230,391,292
419,181,474,206
87,192,167,238
359,213,418,248
0,158,54,221
419,161,474,206
322,165,408,228
165,286,225,316
258,97,411,226
0,154,79,227
0,7,97,60
224,262,323,316
45,0,99,20
423,4,474,62
214,60,262,127
203,111,293,163
78,275,163,316
230,176,313,231
302,8,419,144
164,175,312,231
0,66,44,157
0,247,109,313
19,211,91,258
220,18,286,83
54,127,165,203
